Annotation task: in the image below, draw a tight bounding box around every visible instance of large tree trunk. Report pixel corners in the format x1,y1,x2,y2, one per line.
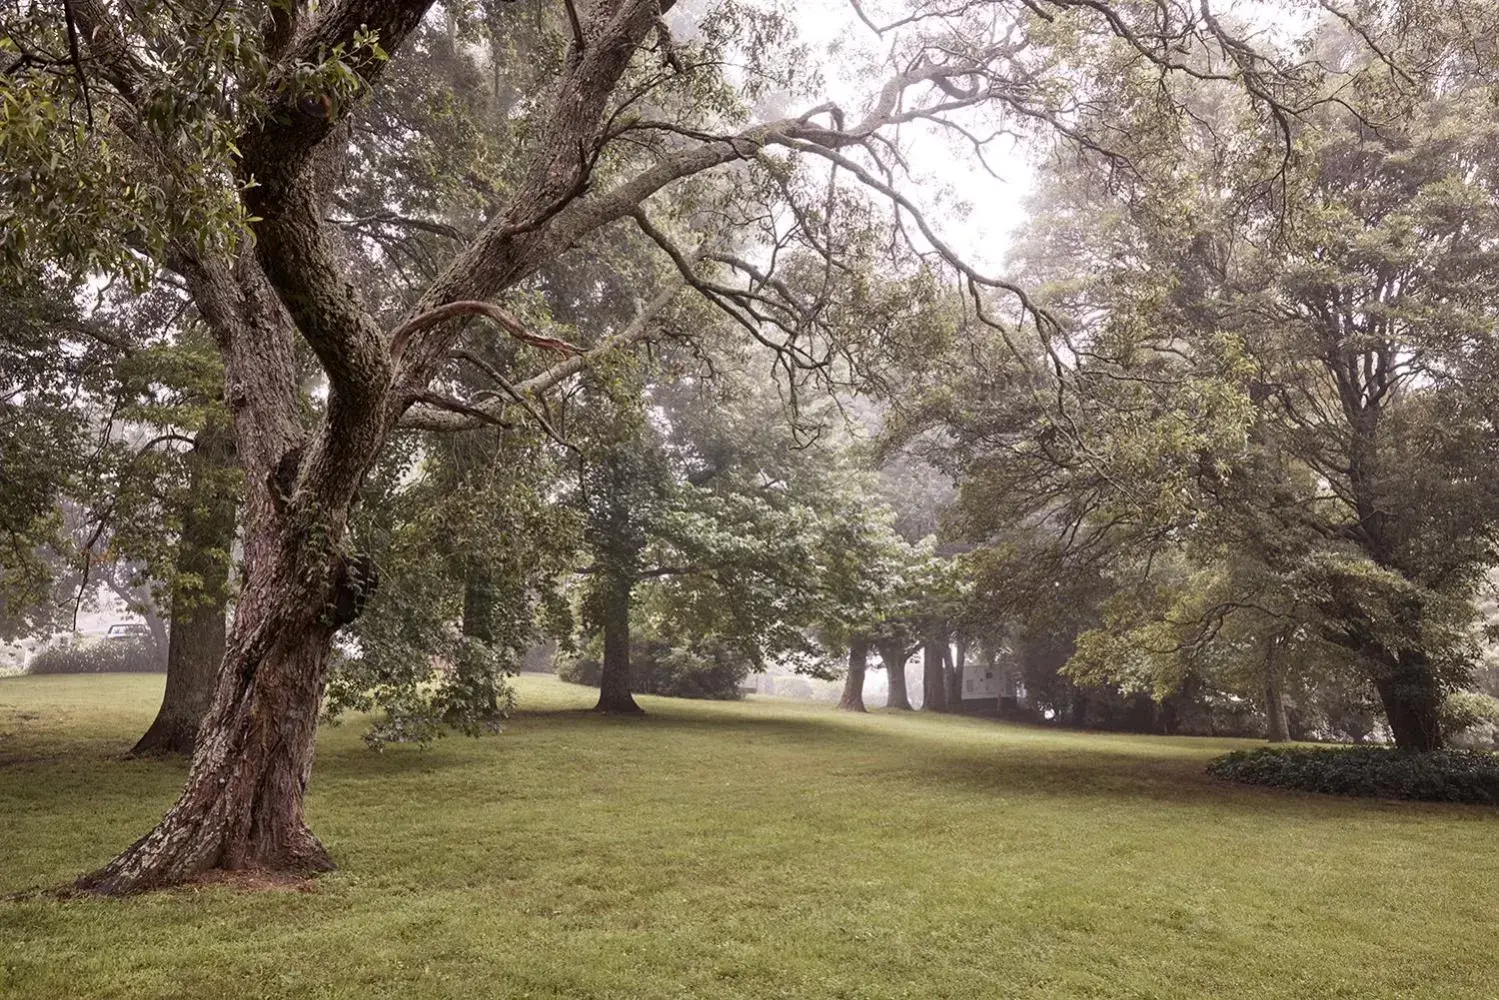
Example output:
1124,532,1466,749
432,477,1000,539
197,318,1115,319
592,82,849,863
878,640,912,710
838,635,869,712
74,257,365,895
131,423,237,757
922,635,949,713
77,551,349,893
595,574,642,714
1373,653,1444,751
1263,631,1291,743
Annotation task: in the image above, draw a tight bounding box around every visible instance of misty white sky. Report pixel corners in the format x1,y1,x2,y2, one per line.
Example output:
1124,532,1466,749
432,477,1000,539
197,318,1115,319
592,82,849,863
785,0,1037,272
774,0,1315,274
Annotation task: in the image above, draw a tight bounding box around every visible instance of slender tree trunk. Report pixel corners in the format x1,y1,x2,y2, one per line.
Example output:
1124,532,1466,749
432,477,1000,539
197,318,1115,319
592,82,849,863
879,640,912,710
595,574,642,714
462,567,495,646
1067,691,1089,728
1373,652,1444,751
922,635,949,713
838,635,869,712
946,638,966,707
132,423,237,756
1263,631,1291,743
998,654,1019,717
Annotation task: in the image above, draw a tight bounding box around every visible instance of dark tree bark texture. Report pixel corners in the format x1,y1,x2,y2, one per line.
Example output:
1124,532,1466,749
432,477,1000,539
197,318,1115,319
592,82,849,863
922,635,949,713
1373,653,1445,752
596,574,642,714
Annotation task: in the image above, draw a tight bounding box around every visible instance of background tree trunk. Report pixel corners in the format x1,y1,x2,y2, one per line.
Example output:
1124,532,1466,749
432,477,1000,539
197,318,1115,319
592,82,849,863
132,423,236,756
879,640,912,710
455,564,501,719
1067,691,1089,728
922,635,949,713
461,566,495,646
1373,653,1444,751
838,636,869,712
596,574,642,714
1263,631,1291,743
946,639,966,707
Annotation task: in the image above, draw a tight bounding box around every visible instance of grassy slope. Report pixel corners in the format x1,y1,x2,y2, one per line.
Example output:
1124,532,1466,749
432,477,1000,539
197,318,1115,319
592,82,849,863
2,675,1497,1000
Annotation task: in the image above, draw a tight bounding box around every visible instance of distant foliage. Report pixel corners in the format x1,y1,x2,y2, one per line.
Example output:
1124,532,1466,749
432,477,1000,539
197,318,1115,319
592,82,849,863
1443,692,1499,750
557,638,749,701
1208,746,1499,804
27,639,165,675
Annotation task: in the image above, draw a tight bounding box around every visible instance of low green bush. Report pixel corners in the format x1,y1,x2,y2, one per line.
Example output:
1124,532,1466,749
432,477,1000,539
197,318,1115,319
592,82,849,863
26,639,165,675
1207,745,1499,804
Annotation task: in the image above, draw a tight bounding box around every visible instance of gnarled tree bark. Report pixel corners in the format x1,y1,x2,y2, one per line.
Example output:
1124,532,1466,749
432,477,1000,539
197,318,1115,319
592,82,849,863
75,249,347,892
70,0,675,895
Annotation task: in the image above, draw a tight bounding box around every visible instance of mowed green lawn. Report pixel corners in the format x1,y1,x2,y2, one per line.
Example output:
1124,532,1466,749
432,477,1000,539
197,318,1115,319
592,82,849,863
2,675,1497,999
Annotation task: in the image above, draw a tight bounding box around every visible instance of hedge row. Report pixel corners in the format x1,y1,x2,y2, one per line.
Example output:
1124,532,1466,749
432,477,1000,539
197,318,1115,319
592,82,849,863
1207,745,1499,804
26,639,165,675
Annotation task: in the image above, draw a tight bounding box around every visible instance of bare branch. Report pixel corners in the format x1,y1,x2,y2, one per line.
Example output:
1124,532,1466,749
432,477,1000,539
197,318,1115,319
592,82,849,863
389,301,584,364
453,350,573,449
410,391,512,428
399,278,685,432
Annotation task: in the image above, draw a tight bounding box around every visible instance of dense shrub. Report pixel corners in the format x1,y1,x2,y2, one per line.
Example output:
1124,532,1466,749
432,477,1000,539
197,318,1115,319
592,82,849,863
1207,746,1499,804
27,639,165,675
557,638,749,700
555,652,602,688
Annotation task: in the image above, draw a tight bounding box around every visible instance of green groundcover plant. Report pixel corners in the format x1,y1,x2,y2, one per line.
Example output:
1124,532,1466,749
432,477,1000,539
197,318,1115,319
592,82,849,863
1208,746,1499,804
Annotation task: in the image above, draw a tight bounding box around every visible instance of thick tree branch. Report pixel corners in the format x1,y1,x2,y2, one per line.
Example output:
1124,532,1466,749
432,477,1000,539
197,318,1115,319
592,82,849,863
240,0,438,183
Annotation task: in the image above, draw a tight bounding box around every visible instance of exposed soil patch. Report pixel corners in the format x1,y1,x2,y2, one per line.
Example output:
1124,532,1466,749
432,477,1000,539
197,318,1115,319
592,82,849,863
177,869,321,894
